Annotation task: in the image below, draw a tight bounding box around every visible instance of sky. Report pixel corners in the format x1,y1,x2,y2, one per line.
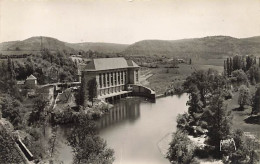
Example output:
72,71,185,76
1,0,260,44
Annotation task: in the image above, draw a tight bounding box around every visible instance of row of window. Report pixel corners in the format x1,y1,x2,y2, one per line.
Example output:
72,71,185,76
99,86,124,96
99,71,127,88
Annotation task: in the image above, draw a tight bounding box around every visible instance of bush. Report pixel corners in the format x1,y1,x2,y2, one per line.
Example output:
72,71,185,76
167,130,195,164
222,129,260,164
176,113,193,133
198,121,208,129
194,146,213,159
223,90,233,100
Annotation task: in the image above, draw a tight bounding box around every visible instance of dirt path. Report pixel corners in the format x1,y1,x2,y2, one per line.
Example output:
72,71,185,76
139,69,153,86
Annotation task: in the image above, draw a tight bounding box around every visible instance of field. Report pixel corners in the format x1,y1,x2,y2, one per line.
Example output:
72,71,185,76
140,64,194,95
226,86,260,139
140,59,225,95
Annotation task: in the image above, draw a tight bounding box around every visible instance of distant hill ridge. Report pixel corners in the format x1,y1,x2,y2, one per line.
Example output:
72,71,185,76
123,36,260,58
0,36,128,54
1,35,260,58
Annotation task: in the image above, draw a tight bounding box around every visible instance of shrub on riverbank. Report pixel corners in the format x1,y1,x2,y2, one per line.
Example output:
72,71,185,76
52,101,112,124
167,130,197,164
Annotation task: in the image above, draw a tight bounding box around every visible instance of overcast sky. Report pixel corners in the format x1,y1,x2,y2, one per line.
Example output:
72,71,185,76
1,0,260,44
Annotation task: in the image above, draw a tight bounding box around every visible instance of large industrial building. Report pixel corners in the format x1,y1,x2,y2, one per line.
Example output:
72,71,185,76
81,57,140,102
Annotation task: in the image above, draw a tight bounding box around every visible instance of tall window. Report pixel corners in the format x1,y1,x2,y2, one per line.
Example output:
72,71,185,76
111,72,113,86
117,72,120,85
99,74,102,88
121,71,123,84
136,71,139,82
124,71,127,83
114,72,117,85
107,73,110,87
103,73,106,87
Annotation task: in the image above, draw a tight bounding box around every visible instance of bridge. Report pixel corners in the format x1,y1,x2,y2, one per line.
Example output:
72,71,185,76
102,84,156,102
128,84,156,101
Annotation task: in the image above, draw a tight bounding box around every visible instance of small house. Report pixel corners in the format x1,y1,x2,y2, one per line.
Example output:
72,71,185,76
25,74,37,88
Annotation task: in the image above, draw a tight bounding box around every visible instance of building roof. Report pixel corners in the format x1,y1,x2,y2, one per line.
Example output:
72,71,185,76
84,57,139,71
26,74,37,80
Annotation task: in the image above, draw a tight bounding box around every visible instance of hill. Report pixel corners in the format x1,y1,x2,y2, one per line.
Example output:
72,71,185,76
66,42,128,54
1,35,260,58
122,36,260,59
0,36,128,55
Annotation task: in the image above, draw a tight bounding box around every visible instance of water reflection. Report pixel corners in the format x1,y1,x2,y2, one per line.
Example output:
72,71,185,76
98,98,142,129
56,94,189,164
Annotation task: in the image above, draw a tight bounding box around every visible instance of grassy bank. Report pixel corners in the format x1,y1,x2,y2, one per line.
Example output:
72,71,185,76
226,86,260,139
140,60,224,95
140,64,194,95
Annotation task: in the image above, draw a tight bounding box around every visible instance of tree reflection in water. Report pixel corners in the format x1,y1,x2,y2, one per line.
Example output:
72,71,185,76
98,98,142,129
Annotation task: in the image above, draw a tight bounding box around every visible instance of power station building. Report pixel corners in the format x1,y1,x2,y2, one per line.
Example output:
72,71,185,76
82,57,140,102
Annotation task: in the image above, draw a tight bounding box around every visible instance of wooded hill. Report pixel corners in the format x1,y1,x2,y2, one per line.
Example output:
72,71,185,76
1,36,260,58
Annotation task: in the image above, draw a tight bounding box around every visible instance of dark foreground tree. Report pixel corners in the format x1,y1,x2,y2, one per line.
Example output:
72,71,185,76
28,95,48,126
87,78,97,106
0,125,24,163
186,85,203,120
252,87,260,115
67,116,114,164
204,92,232,158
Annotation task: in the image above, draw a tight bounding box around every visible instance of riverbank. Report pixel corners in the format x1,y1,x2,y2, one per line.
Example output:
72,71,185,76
140,64,193,95
226,85,260,139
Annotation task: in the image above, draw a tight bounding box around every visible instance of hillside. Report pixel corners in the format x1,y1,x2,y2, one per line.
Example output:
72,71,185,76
1,35,260,58
122,36,260,59
66,42,128,54
0,36,128,55
0,37,76,55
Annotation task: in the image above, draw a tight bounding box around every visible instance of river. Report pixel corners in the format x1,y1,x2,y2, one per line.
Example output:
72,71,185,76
58,94,189,164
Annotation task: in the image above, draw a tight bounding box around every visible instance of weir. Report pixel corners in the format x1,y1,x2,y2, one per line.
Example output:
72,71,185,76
103,84,155,103
128,84,156,102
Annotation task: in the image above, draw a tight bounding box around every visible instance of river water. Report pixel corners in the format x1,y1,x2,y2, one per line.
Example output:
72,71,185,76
58,94,189,164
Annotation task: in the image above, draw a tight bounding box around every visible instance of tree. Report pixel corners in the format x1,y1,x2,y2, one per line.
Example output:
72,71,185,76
248,65,260,84
87,78,97,106
75,86,84,106
186,85,203,120
184,69,227,107
226,129,260,164
252,87,260,115
67,116,114,164
205,92,233,158
224,60,227,76
246,55,255,71
231,69,249,89
183,70,210,106
167,130,195,164
226,58,230,76
232,55,243,71
28,95,48,126
0,126,24,163
238,85,251,110
0,95,23,128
